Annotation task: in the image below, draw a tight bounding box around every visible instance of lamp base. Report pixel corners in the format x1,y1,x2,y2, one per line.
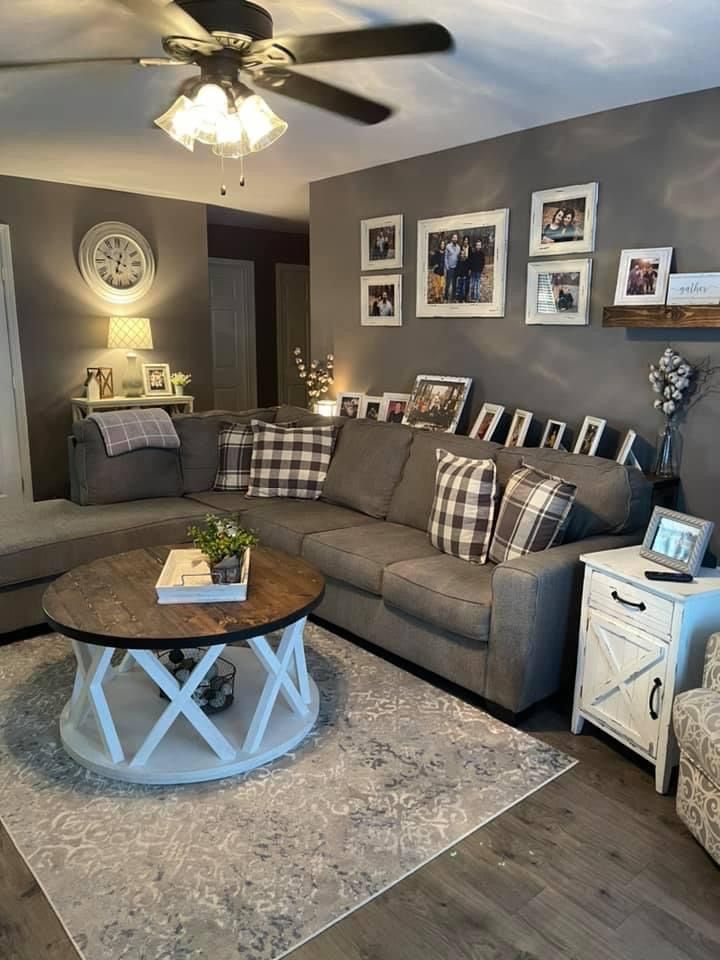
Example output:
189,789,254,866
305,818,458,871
122,353,144,398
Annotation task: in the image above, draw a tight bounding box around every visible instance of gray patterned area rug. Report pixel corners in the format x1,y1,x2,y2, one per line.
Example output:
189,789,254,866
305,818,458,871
0,626,574,960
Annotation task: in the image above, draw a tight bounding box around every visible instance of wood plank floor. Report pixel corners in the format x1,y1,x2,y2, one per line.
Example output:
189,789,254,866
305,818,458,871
0,670,718,959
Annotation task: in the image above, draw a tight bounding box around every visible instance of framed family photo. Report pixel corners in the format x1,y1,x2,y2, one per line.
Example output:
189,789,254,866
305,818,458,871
359,395,383,420
361,275,402,327
416,208,509,317
470,402,505,441
640,507,714,577
529,182,598,257
402,375,472,433
526,259,592,326
614,247,673,305
379,392,410,423
573,415,606,456
335,392,363,419
540,419,567,450
142,362,172,396
505,409,533,447
361,214,403,271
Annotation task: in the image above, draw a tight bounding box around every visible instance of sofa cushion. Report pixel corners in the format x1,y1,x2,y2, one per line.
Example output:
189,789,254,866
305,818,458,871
383,554,493,643
387,431,502,532
429,449,496,563
248,421,337,499
174,409,277,494
673,688,720,785
241,500,377,555
322,419,414,519
0,498,210,589
71,419,182,505
496,447,651,542
303,523,437,595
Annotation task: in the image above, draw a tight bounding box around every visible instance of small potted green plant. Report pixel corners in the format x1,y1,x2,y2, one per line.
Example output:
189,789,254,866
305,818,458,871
187,514,258,584
170,371,192,396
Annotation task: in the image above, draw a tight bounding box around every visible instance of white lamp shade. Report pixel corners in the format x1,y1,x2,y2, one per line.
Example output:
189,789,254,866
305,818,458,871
107,317,154,351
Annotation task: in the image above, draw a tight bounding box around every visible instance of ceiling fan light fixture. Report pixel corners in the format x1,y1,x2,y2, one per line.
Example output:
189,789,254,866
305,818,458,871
236,93,288,153
212,112,250,158
153,94,196,151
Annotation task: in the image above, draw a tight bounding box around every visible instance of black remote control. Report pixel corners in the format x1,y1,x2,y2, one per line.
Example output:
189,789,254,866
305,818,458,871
644,570,694,583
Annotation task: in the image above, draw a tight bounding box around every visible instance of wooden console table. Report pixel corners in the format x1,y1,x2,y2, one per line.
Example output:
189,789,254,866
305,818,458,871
71,395,194,422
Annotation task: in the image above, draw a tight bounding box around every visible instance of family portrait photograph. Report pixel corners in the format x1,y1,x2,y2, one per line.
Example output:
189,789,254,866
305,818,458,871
361,214,403,271
614,247,673,305
380,393,410,423
416,209,509,317
529,182,598,257
526,259,592,325
361,275,402,327
142,363,171,396
402,375,472,433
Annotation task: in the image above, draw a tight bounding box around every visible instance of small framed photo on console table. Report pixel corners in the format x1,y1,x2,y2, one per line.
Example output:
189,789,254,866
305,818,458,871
142,363,172,396
640,507,714,577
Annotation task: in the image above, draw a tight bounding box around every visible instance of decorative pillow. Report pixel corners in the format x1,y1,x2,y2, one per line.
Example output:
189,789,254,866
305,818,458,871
214,420,297,492
488,464,577,564
428,449,497,563
247,420,337,499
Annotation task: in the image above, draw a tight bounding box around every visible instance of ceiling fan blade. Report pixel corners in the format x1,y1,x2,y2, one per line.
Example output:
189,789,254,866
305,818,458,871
253,68,392,125
0,57,146,70
138,57,196,66
116,0,217,44
245,22,453,67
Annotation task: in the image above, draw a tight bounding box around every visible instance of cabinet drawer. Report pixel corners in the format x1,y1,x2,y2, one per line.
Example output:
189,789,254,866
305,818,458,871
588,570,674,640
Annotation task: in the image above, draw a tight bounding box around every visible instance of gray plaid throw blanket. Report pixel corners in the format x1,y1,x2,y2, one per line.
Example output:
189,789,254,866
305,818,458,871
89,409,180,457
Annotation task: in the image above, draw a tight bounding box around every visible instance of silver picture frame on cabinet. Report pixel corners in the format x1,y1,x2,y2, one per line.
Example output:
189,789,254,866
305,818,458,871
640,507,714,577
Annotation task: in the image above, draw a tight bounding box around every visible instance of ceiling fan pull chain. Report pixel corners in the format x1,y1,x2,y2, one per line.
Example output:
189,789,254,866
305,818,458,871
219,155,227,197
240,152,246,188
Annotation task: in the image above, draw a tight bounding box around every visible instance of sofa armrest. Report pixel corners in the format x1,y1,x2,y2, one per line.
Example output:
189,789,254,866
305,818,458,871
485,533,641,713
703,633,720,692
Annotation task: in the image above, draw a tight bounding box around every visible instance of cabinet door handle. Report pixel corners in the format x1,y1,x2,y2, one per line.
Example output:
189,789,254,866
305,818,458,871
611,589,646,612
649,677,662,719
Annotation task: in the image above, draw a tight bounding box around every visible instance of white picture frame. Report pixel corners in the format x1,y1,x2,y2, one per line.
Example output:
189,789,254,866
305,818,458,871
469,402,505,441
616,429,641,468
666,272,720,305
540,419,567,450
335,392,363,419
402,375,473,433
529,182,599,257
526,259,592,326
141,362,172,397
505,409,533,447
613,247,673,306
573,415,607,456
359,395,383,421
361,214,403,271
378,392,410,423
416,208,510,317
361,275,402,327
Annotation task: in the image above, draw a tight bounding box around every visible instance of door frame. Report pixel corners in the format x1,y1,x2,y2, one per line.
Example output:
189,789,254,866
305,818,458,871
208,256,258,410
0,224,33,503
275,262,309,405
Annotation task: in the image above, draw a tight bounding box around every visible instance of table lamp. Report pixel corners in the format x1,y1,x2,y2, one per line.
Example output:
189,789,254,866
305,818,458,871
107,317,153,397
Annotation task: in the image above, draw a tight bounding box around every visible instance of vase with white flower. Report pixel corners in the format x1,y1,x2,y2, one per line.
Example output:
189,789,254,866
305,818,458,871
292,347,335,411
170,371,192,396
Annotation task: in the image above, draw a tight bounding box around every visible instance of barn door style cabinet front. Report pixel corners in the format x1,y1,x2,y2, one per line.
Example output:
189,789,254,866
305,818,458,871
571,546,720,793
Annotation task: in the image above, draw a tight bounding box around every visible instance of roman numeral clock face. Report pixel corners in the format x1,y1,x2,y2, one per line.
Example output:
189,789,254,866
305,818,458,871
78,222,156,304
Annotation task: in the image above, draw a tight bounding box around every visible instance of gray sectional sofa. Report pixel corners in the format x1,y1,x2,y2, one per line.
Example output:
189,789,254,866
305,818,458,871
0,404,651,715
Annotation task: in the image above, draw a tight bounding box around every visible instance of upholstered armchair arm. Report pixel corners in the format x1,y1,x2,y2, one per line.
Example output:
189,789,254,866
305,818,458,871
703,633,720,692
485,533,641,714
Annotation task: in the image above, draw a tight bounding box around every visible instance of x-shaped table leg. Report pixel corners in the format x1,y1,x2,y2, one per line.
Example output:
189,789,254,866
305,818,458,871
69,641,124,763
128,646,235,768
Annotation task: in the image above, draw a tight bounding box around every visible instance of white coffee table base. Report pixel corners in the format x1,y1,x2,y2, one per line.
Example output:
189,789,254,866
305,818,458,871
59,617,320,785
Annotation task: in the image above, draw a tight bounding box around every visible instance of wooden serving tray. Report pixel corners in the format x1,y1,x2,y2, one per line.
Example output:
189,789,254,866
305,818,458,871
155,548,250,604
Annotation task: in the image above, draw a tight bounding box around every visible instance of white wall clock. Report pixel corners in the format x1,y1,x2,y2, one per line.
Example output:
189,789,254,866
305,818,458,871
78,221,156,304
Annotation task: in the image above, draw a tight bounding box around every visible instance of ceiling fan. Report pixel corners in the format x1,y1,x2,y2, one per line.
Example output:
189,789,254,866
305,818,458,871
0,0,454,168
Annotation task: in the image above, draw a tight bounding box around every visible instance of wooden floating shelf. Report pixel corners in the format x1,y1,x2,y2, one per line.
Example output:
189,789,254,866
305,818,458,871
603,305,720,328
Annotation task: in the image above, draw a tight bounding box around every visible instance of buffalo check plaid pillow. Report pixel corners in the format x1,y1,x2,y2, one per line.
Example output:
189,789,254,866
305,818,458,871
214,420,297,492
428,449,497,563
247,420,337,499
488,463,577,564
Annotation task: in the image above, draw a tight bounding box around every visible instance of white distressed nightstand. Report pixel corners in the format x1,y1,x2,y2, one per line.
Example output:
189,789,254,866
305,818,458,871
571,545,720,793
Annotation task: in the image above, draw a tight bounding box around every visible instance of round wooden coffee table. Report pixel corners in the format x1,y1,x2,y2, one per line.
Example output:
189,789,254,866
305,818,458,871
43,545,325,785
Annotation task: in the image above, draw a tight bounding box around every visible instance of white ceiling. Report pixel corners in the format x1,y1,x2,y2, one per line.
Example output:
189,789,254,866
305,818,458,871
0,1,718,228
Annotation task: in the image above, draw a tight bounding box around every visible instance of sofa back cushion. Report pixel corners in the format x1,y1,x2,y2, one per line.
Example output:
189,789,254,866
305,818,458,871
248,420,337,499
174,408,277,493
70,420,182,505
321,420,413,519
387,432,502,531
496,447,651,542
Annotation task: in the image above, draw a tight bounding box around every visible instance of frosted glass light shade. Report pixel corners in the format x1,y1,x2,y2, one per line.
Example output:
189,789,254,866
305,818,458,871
107,317,154,351
154,95,196,151
237,94,288,153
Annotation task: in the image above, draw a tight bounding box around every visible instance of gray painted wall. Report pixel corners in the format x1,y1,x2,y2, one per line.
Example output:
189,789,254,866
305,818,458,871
310,87,720,546
0,176,211,500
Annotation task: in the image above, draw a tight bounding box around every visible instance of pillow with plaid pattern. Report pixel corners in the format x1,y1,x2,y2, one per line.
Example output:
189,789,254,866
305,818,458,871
247,420,337,499
488,463,577,564
214,420,296,492
428,449,497,563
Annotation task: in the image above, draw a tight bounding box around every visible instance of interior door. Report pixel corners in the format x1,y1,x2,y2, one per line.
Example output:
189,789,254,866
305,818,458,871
276,263,310,406
209,258,257,411
0,233,28,508
580,611,668,757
